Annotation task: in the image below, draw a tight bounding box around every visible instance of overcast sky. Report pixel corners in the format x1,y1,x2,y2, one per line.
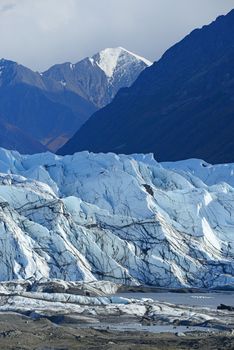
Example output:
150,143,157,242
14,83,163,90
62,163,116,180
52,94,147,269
0,0,234,71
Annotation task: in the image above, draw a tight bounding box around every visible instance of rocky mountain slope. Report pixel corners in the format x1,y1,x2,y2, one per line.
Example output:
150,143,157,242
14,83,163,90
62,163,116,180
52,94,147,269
43,47,151,108
59,10,234,164
0,148,233,288
0,49,150,153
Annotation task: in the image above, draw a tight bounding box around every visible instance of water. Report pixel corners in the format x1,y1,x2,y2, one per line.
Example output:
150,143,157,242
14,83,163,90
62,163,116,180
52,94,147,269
78,291,234,334
81,323,218,334
83,292,234,333
115,291,234,309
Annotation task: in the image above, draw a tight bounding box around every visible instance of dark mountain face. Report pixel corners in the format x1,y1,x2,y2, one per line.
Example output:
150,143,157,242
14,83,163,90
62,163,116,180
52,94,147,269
0,119,46,154
43,59,108,108
59,10,234,164
0,59,96,152
0,83,96,146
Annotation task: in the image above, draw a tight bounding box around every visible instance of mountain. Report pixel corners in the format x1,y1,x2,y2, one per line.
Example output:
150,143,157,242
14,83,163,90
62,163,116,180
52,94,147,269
59,10,234,164
0,119,46,154
43,47,152,109
0,147,233,288
0,48,150,153
0,58,96,152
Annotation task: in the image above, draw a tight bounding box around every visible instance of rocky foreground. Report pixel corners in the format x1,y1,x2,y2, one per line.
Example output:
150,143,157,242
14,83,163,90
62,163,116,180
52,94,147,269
0,280,233,349
0,314,233,350
0,280,233,328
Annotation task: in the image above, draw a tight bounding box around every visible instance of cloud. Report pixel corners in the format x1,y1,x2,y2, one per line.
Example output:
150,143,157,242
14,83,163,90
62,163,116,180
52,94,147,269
0,0,233,70
0,2,16,13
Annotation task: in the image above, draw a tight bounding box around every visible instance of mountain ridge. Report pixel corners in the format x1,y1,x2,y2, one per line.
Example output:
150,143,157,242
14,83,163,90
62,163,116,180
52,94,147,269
0,48,150,153
43,47,152,108
59,10,234,164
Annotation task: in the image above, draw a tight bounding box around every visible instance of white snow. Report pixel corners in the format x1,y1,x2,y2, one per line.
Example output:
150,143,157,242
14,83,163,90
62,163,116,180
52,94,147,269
95,47,152,78
89,57,95,66
118,46,152,66
60,80,67,87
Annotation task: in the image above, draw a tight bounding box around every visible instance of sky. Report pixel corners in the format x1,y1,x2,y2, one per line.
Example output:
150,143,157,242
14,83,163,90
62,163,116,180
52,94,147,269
0,0,234,71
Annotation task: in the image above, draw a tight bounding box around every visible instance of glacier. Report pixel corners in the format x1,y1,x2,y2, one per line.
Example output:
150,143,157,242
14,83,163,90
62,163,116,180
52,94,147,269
0,148,233,288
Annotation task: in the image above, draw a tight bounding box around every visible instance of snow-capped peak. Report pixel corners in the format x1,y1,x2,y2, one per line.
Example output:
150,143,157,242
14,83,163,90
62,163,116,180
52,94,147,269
118,47,152,66
94,47,152,78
